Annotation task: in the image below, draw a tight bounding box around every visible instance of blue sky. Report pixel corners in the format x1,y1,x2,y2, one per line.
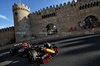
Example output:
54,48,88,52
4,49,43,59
0,0,77,29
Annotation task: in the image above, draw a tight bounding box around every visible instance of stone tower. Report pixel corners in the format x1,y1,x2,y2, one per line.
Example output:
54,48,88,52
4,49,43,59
12,3,32,43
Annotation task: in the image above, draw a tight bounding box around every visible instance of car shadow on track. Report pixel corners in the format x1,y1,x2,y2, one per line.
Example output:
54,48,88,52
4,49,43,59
0,53,42,66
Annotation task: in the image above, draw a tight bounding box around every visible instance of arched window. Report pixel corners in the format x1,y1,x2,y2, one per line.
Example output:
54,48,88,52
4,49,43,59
83,16,98,29
46,24,58,35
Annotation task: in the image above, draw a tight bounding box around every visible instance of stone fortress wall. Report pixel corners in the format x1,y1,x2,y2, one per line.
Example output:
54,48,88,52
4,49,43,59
0,27,15,46
11,0,100,43
29,0,100,40
0,0,100,46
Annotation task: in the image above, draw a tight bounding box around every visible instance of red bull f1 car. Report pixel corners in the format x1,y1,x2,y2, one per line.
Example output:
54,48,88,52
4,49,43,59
10,42,58,64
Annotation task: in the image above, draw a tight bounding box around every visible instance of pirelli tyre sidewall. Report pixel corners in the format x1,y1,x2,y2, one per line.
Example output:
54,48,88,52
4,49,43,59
28,50,38,64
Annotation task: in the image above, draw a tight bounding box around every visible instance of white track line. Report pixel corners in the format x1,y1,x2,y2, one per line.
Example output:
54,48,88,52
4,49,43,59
0,51,9,57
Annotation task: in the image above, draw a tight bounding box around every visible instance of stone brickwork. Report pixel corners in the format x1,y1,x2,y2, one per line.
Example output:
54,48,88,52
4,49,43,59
11,0,100,43
0,27,15,46
26,27,100,44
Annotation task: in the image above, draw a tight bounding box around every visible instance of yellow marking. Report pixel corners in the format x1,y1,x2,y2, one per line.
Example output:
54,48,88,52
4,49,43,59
46,49,55,53
29,51,32,56
28,51,33,63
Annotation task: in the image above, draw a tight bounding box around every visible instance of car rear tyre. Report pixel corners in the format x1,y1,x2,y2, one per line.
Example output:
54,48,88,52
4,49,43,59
28,50,38,64
10,49,15,55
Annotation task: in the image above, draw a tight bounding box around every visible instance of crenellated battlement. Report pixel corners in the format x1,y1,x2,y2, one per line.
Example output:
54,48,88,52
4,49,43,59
0,26,14,33
12,3,30,13
79,1,99,10
31,0,77,16
10,0,100,43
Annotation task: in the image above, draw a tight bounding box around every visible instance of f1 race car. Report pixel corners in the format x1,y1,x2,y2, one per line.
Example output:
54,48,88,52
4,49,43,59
10,42,58,64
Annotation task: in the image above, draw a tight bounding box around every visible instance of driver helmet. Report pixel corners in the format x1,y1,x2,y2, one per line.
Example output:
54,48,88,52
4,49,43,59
44,42,51,49
22,43,28,46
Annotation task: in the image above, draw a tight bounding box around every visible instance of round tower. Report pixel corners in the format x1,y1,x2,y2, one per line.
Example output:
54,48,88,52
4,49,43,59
12,3,32,43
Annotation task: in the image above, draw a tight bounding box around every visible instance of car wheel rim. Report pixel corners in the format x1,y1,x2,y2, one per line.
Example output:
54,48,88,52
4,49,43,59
10,49,12,55
28,52,33,63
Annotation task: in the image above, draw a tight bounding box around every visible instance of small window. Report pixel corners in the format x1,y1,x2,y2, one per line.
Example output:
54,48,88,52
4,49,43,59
85,4,87,8
93,2,96,6
54,13,56,16
96,1,99,6
48,14,50,17
50,14,51,17
74,4,76,6
79,6,82,9
82,5,85,9
46,15,47,18
43,15,46,18
52,13,53,16
15,12,18,16
91,3,93,7
88,4,90,8
42,16,44,18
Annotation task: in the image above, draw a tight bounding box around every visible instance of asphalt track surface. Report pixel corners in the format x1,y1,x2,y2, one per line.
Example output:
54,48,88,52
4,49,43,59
1,34,100,66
